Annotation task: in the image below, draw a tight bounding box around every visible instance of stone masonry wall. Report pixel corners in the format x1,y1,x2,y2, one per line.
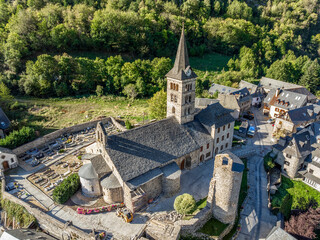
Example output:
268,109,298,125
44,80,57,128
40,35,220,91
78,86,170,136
103,186,124,204
162,174,181,198
13,118,112,156
140,174,163,201
1,179,93,240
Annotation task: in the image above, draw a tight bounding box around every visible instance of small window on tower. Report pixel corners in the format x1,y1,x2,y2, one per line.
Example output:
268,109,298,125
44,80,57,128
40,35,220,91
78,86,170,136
171,94,174,102
174,95,177,103
170,83,173,89
172,107,175,114
189,96,192,102
176,85,179,91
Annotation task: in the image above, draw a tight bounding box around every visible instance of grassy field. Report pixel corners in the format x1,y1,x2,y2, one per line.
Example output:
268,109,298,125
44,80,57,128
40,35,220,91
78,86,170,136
271,176,320,210
199,217,228,236
5,96,149,135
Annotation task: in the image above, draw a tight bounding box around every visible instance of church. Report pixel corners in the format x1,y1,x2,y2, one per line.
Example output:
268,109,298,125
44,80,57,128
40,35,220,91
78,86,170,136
78,28,235,212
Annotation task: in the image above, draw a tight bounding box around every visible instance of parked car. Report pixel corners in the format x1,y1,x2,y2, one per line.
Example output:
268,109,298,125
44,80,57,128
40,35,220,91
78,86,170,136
238,121,249,136
247,126,256,137
267,118,275,124
243,114,254,120
35,153,44,160
5,182,16,191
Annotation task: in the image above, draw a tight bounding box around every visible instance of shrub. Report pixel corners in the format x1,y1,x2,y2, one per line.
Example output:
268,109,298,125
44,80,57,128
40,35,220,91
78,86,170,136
125,120,133,129
0,127,35,149
264,153,275,172
174,193,196,215
52,173,80,204
59,149,65,153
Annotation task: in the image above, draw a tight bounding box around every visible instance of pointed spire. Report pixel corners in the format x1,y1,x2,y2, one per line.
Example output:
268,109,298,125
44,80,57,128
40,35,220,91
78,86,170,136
173,23,189,73
166,24,197,80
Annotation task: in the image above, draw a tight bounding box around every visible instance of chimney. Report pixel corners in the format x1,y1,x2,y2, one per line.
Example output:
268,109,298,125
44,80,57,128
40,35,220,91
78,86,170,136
275,88,280,97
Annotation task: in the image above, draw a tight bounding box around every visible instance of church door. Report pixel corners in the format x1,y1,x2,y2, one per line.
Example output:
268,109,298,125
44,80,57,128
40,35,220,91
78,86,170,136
186,157,191,168
180,159,185,170
2,161,9,170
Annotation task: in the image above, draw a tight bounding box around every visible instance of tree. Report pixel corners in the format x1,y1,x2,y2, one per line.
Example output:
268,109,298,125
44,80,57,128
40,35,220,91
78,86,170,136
226,0,252,20
285,207,320,239
174,193,196,215
299,59,320,93
0,81,13,100
266,60,295,83
123,84,138,100
96,85,104,97
0,127,35,149
148,89,167,120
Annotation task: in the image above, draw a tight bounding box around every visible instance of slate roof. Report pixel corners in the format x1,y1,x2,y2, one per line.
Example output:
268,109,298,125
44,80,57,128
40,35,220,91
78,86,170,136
105,117,200,182
0,107,10,130
161,162,181,179
230,87,252,103
209,83,237,95
83,154,111,178
195,101,235,132
266,226,296,240
286,87,317,102
78,162,98,180
166,27,197,81
260,77,301,90
217,94,240,110
238,80,258,94
287,105,318,125
0,147,14,154
100,173,121,189
195,98,217,109
1,229,57,240
267,89,307,110
264,89,276,105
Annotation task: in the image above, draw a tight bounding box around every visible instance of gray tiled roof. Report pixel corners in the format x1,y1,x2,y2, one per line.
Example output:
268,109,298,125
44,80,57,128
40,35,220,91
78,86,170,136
195,102,235,132
209,83,237,95
230,87,252,103
0,107,10,130
260,77,301,90
287,105,318,125
264,89,276,104
266,226,296,240
78,162,98,180
1,229,57,240
106,117,200,182
286,87,317,102
0,147,14,154
217,94,240,110
239,80,258,94
85,154,111,178
195,98,217,109
100,173,121,189
273,90,307,110
166,28,197,80
127,168,163,189
161,162,181,178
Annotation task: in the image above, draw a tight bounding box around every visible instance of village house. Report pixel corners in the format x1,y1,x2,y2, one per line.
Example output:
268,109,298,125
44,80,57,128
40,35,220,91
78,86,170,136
78,28,235,212
217,87,252,119
273,104,320,134
208,83,237,96
238,80,263,107
272,121,320,184
0,147,18,171
263,88,308,118
0,107,10,139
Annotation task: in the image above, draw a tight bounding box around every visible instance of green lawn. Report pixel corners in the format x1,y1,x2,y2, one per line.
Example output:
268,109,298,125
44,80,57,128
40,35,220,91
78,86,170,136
234,120,241,131
2,96,149,136
271,176,320,210
199,217,228,236
183,197,208,220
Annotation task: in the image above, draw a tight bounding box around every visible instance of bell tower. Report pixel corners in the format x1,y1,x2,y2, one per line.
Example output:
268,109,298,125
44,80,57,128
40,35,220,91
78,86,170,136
166,26,197,124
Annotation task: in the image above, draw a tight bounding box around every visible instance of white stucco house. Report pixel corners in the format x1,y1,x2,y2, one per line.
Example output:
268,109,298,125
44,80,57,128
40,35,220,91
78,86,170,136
0,147,18,171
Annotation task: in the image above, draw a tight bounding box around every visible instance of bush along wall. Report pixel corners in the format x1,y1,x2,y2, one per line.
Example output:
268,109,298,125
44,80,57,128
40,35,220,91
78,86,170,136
52,173,80,204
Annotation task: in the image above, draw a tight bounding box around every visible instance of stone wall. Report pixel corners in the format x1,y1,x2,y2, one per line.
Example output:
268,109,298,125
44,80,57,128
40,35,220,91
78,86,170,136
102,186,123,204
1,179,93,240
80,177,102,197
13,118,112,156
162,173,181,198
0,152,18,171
175,206,212,236
140,174,163,201
110,117,126,132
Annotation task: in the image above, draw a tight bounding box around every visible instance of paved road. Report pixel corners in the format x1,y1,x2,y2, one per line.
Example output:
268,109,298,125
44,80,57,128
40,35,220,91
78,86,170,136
237,108,277,240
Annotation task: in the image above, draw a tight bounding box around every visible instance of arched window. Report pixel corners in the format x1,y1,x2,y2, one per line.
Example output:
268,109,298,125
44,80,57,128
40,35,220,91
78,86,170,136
189,96,192,102
171,94,174,102
188,108,191,114
174,95,177,103
215,147,218,154
170,83,173,89
220,145,223,151
172,107,175,114
185,96,188,103
176,85,179,91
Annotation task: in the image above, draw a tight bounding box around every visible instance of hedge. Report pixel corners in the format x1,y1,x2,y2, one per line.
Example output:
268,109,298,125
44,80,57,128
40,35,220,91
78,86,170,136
52,173,80,204
0,126,35,149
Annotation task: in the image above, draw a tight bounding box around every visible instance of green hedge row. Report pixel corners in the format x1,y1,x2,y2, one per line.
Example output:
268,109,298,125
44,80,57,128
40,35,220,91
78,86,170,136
0,126,35,149
52,173,80,204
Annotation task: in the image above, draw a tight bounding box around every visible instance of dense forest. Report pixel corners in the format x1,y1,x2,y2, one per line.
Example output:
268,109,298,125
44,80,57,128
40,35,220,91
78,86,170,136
0,0,319,98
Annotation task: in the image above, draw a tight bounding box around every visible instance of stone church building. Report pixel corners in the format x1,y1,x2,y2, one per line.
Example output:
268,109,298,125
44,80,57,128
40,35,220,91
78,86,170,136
78,28,235,212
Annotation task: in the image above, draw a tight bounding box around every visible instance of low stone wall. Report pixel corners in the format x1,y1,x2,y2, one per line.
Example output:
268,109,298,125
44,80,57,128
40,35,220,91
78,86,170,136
110,117,127,132
175,206,212,236
1,179,94,240
13,118,112,156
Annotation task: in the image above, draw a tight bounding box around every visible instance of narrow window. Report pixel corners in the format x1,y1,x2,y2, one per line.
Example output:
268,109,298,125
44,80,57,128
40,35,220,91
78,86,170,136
174,95,177,103
222,136,224,141
223,126,225,131
176,85,179,91
225,143,228,148
217,138,219,143
11,158,14,163
200,146,203,152
228,123,230,128
220,145,223,151
189,96,192,102
227,133,230,138
207,143,209,149
171,94,174,102
170,83,173,89
206,152,210,158
188,108,191,114
91,186,94,192
172,107,175,114
218,128,220,133
185,96,188,103
215,148,218,154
